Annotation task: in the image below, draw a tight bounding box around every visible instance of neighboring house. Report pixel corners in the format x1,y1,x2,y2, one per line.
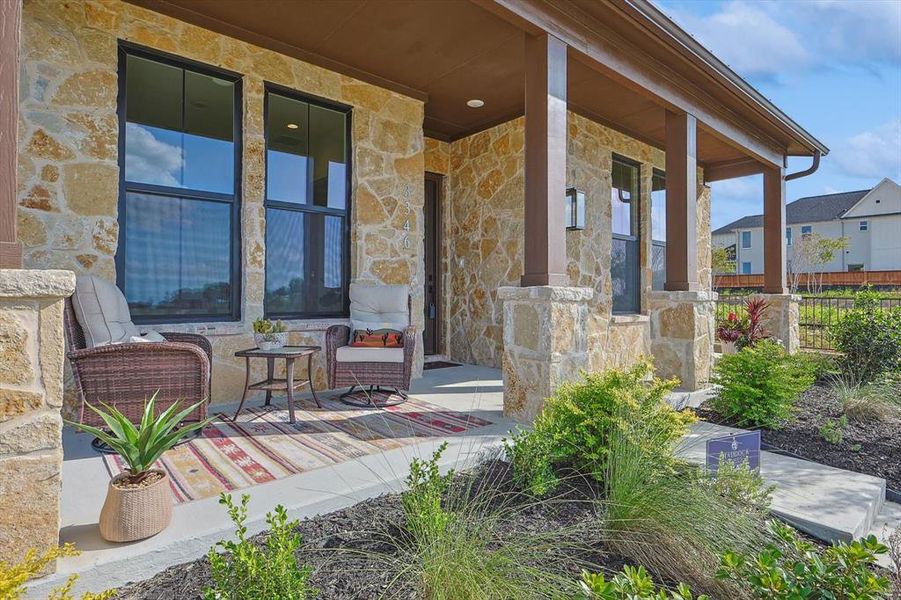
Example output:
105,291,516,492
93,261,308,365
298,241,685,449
712,178,901,274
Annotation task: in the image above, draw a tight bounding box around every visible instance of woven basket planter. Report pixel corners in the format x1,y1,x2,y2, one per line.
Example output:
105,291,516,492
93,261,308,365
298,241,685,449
99,469,173,542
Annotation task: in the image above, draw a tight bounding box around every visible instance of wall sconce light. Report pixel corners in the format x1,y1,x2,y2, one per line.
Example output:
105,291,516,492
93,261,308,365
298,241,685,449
566,187,585,230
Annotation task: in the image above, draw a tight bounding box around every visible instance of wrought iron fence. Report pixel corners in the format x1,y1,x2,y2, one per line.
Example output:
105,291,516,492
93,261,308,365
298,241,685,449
714,294,901,351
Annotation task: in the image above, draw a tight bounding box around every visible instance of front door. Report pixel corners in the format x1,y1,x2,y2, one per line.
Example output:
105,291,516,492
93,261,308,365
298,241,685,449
423,174,441,355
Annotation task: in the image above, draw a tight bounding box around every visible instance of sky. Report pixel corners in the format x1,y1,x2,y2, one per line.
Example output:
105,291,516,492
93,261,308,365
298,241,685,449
653,0,901,230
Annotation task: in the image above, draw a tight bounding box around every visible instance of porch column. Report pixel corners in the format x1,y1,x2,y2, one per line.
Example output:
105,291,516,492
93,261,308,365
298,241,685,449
663,111,698,291
763,165,787,294
0,0,23,268
521,32,568,287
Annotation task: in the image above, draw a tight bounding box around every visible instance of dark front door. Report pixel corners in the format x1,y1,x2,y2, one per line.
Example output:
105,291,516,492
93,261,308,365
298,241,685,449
423,174,441,355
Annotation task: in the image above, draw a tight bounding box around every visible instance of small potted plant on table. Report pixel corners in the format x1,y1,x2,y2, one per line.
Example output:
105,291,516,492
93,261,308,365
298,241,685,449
253,317,288,350
67,393,210,542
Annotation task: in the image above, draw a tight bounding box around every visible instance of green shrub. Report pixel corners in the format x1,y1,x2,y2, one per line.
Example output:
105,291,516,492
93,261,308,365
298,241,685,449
506,361,689,495
717,520,890,599
711,339,816,428
397,446,585,599
579,565,707,599
204,494,315,600
0,544,114,600
819,415,847,444
830,291,901,382
704,458,774,516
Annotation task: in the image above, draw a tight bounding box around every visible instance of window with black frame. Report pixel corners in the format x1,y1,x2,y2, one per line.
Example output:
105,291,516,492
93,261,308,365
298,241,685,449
611,157,641,313
651,170,666,291
263,88,350,318
118,47,241,322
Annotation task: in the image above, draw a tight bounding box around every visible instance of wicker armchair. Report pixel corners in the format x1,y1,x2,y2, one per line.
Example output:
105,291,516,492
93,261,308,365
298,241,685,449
326,284,416,405
64,297,211,428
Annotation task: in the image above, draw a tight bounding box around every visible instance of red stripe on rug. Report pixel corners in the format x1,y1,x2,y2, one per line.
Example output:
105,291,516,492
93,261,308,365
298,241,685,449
200,427,275,486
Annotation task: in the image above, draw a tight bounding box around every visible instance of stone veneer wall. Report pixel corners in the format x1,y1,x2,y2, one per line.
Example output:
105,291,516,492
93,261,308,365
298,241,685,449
17,0,425,408
0,269,75,568
443,113,711,371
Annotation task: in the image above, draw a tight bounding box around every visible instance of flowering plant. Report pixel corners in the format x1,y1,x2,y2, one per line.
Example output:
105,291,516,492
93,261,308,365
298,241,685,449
717,298,770,349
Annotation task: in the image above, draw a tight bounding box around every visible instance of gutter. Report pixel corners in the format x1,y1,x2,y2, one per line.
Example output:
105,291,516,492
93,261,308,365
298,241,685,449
785,151,821,181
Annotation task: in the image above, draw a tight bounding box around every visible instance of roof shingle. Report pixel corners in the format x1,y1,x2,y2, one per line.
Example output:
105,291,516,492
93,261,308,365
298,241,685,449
711,189,870,236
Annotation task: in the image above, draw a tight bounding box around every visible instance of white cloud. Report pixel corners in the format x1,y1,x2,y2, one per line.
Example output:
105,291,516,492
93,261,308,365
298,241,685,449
124,122,183,187
832,118,901,180
790,1,901,66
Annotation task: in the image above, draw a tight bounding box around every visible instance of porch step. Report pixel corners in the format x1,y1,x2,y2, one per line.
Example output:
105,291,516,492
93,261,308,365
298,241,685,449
866,500,901,568
679,421,886,543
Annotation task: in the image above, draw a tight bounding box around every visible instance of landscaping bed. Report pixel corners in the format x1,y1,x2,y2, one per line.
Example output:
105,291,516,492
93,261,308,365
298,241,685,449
697,382,901,492
112,461,631,600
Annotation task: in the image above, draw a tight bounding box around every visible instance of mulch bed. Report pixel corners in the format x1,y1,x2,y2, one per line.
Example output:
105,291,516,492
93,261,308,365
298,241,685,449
696,383,901,493
112,461,631,599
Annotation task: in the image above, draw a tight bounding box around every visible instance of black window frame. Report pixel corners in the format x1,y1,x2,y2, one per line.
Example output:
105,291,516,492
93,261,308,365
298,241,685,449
262,82,353,320
611,153,642,314
115,42,243,324
650,168,666,292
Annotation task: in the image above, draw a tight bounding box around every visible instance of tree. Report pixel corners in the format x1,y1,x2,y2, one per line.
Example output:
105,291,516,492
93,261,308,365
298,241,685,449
788,233,848,294
711,246,736,290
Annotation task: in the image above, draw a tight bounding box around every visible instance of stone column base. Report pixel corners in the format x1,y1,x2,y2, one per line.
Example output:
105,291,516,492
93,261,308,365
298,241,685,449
648,290,716,391
0,269,75,573
497,286,593,423
752,293,800,354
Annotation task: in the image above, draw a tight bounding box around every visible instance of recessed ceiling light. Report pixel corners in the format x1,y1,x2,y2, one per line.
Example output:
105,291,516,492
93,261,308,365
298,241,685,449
466,99,485,108
286,123,299,129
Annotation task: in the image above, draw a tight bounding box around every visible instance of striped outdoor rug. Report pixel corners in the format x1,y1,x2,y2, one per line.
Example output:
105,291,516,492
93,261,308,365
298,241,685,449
102,394,493,504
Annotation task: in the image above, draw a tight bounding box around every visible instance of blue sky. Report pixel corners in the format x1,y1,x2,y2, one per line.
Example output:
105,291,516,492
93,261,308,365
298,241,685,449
654,0,901,229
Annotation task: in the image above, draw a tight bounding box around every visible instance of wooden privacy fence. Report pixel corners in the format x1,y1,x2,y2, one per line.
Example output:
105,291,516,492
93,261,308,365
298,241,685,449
715,270,901,290
715,294,901,351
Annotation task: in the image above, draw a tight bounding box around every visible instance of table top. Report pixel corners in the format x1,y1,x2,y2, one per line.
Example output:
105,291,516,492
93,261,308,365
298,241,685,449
235,345,321,358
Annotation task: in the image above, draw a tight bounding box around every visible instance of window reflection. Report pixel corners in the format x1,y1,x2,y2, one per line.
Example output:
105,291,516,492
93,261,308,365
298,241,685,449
611,157,641,312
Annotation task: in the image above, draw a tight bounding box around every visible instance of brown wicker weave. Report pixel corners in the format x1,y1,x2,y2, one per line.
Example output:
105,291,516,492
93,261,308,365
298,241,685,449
326,324,416,392
64,297,211,428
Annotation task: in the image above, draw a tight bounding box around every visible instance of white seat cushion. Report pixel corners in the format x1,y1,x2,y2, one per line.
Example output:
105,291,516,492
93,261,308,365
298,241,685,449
349,283,409,333
71,275,145,348
335,346,404,363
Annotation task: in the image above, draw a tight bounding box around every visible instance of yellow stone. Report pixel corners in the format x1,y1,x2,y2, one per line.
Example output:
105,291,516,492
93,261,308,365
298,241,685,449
17,212,47,247
0,453,62,569
41,164,60,182
63,163,118,215
371,259,411,285
52,70,117,108
92,219,118,255
25,129,75,161
355,188,388,225
19,184,57,212
0,389,42,423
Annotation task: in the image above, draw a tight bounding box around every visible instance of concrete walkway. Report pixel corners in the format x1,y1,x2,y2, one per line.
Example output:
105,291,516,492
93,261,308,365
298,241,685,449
29,364,515,598
679,421,888,543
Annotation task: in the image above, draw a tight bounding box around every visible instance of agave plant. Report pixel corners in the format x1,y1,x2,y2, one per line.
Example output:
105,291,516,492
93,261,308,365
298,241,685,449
67,392,211,483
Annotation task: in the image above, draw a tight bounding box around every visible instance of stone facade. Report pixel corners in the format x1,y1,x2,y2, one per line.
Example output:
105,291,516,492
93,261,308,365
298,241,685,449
0,269,75,570
752,293,801,354
443,113,711,377
497,286,593,423
648,290,716,390
18,0,425,408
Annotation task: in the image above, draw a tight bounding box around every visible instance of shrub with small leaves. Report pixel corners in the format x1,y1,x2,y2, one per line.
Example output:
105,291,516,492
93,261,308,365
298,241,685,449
819,415,847,445
830,290,901,382
711,339,816,428
705,458,773,516
578,565,708,600
204,493,314,600
717,520,890,599
0,544,114,600
402,441,455,545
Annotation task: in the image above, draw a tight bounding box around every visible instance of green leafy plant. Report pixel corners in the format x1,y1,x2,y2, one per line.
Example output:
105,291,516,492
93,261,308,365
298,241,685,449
0,544,114,599
819,415,847,445
705,458,774,516
204,493,315,600
717,520,890,599
66,392,210,483
253,317,287,335
716,298,770,349
711,339,816,428
505,361,689,495
830,290,901,382
579,565,708,599
888,522,901,598
394,446,588,599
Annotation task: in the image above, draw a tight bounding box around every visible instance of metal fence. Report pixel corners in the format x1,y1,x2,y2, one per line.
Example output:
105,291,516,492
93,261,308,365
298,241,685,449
714,294,901,351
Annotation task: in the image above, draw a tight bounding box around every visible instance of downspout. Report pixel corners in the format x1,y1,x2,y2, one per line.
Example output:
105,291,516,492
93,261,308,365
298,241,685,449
785,150,821,181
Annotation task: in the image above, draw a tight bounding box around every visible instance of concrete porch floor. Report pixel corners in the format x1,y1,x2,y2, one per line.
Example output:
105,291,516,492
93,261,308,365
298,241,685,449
30,364,514,598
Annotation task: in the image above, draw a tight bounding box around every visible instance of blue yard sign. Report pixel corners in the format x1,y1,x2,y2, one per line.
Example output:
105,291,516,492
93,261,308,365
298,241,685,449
706,430,761,474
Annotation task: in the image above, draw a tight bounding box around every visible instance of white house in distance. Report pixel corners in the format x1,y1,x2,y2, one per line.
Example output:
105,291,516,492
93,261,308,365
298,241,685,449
712,178,901,274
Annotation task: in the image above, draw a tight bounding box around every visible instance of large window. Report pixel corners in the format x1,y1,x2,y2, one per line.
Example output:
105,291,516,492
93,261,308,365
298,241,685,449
741,230,752,249
651,170,666,291
117,45,241,322
264,87,350,318
611,156,641,313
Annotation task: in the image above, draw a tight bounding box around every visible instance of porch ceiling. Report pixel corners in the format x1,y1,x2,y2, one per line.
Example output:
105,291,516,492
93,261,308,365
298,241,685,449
129,0,798,166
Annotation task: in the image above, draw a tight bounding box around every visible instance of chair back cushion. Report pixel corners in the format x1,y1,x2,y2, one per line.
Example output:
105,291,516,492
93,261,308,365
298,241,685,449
349,283,409,333
71,275,144,347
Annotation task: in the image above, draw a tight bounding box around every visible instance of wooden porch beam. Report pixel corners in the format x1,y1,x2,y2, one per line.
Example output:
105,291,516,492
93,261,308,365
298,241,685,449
473,0,786,168
663,111,699,291
763,165,788,294
704,157,764,183
521,32,569,287
0,0,23,269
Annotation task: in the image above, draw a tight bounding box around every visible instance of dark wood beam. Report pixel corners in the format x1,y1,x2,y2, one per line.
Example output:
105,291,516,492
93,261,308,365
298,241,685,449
521,32,568,287
704,157,764,182
763,165,788,294
0,0,22,269
663,111,699,291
